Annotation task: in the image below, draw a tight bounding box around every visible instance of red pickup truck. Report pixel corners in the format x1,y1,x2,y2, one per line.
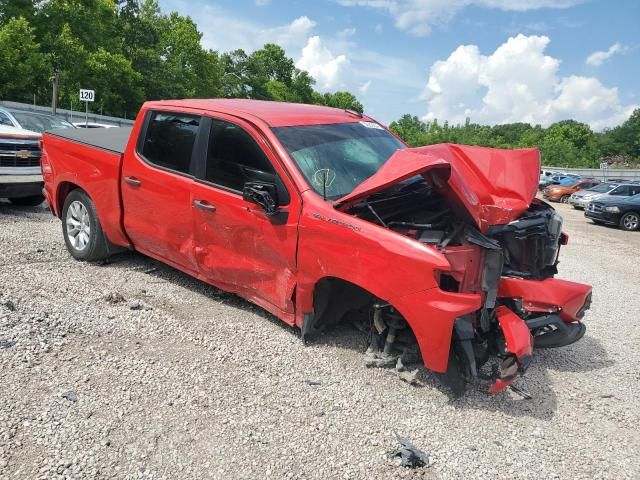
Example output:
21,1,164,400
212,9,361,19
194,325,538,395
41,99,592,395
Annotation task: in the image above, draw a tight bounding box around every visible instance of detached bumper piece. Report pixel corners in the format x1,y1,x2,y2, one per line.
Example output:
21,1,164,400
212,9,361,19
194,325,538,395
488,306,533,393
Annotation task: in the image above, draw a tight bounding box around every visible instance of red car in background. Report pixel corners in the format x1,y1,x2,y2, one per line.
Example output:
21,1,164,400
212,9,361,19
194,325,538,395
40,99,592,396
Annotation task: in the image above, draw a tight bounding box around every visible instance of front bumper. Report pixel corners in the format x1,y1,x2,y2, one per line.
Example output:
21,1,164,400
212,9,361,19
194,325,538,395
0,175,44,198
585,209,621,226
569,196,590,208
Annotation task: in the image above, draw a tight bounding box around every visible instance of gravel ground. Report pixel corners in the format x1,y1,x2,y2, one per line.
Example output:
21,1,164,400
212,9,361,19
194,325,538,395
1,199,639,480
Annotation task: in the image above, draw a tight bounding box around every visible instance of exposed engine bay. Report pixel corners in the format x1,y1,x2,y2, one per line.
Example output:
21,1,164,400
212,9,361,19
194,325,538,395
344,177,586,396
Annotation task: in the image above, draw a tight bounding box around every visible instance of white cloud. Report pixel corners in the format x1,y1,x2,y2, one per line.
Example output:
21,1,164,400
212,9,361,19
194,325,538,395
586,42,625,67
337,0,584,36
296,36,349,90
359,80,372,94
160,0,316,54
422,34,636,129
337,27,357,38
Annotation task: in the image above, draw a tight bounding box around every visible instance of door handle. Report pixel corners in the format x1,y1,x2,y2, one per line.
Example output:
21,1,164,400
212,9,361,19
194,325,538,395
124,176,142,187
193,199,216,212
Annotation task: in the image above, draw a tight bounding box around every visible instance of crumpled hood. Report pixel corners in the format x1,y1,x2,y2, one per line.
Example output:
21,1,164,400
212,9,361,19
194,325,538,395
335,143,541,231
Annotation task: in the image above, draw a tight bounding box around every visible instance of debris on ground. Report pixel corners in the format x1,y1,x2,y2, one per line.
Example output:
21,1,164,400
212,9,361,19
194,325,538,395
388,432,432,468
61,391,78,403
104,292,125,304
129,301,143,311
304,379,321,386
3,300,16,312
0,339,16,349
364,347,397,368
395,358,423,387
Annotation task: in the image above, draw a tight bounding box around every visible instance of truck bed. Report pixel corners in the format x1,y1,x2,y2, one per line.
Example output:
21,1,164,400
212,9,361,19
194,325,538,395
46,127,132,154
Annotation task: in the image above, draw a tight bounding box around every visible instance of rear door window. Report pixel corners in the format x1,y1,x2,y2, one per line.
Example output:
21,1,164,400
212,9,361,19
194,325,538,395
140,111,201,175
611,186,629,196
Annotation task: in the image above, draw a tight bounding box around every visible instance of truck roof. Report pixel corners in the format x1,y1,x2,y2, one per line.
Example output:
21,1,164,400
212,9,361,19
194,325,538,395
143,99,370,127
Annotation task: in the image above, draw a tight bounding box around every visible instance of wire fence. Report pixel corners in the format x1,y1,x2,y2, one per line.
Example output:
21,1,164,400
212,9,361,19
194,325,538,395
543,167,640,182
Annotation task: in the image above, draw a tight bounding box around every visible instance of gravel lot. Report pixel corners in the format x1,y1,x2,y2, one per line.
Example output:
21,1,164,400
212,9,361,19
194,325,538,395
1,199,639,479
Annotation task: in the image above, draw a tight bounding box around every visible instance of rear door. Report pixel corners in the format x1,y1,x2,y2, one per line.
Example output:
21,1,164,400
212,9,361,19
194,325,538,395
190,115,299,315
121,110,204,272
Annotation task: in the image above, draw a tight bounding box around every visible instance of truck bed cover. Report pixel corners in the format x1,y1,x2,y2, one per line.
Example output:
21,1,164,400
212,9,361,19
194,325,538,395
47,127,132,154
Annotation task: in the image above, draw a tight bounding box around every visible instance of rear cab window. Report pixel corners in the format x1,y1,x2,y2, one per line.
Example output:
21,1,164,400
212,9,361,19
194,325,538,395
138,111,201,175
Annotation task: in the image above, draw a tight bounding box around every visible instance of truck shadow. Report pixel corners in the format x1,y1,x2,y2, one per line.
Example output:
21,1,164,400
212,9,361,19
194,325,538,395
101,251,612,421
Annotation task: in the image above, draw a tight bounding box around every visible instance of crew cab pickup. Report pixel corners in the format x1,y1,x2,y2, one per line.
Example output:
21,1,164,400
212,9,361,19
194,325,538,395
41,99,592,395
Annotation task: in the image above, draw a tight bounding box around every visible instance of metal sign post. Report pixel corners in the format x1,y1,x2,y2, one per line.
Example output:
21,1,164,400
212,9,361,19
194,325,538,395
600,162,609,182
79,89,95,127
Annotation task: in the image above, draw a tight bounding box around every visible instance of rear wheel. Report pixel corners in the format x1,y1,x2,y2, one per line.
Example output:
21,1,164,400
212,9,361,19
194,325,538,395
560,195,570,204
620,212,639,231
62,190,110,261
8,194,44,206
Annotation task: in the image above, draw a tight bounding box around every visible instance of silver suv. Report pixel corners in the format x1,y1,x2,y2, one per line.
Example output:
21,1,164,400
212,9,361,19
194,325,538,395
570,183,640,209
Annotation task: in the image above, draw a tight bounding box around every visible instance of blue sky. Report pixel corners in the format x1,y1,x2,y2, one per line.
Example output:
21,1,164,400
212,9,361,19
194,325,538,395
159,0,639,129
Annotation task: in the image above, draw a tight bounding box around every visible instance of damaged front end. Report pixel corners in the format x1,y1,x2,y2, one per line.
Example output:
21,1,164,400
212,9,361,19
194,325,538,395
337,144,592,395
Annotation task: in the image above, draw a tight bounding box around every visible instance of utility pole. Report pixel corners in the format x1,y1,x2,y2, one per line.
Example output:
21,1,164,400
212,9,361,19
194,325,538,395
51,71,60,115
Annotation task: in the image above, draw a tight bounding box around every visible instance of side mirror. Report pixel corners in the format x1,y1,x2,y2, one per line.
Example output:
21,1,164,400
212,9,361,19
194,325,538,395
243,181,280,216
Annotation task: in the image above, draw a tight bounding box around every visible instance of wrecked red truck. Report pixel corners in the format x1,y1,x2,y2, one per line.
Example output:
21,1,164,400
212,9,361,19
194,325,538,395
41,99,592,395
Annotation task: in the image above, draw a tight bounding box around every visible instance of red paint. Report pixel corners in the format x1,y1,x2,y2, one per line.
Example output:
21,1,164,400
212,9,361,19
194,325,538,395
41,99,591,383
495,306,533,358
336,144,540,231
498,277,592,322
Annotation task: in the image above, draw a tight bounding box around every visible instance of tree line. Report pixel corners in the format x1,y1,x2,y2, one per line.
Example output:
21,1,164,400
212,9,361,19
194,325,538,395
1,0,638,168
0,0,363,118
389,113,640,168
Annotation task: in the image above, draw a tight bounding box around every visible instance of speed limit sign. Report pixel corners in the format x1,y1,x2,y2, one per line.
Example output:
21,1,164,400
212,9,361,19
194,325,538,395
79,89,95,102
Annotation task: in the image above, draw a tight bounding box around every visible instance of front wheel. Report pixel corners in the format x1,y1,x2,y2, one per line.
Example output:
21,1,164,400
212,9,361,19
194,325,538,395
62,190,110,261
620,212,639,231
8,194,44,206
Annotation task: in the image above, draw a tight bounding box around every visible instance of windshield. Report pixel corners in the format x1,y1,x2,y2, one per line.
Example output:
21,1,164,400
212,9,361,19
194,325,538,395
272,122,404,199
10,111,74,132
588,184,614,193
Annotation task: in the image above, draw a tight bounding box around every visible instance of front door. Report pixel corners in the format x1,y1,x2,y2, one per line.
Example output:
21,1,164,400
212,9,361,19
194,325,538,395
121,109,203,272
191,116,299,315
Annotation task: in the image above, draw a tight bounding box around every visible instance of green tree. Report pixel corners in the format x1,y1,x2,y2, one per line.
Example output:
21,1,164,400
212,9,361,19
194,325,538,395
321,91,364,113
0,17,49,104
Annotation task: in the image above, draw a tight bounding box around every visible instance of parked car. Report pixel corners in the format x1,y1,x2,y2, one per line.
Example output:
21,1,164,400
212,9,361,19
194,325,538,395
569,183,639,209
543,179,600,203
539,169,560,188
0,107,75,133
73,122,117,129
41,99,591,396
0,125,44,206
539,174,580,190
585,194,640,231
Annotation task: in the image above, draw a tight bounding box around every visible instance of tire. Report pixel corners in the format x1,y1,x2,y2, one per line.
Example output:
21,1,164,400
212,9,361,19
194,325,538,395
434,347,467,398
8,194,44,206
560,195,570,204
572,205,583,210
620,212,640,231
61,190,110,261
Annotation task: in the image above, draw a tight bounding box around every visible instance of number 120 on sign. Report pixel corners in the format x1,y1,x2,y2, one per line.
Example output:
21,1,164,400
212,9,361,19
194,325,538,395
80,89,95,102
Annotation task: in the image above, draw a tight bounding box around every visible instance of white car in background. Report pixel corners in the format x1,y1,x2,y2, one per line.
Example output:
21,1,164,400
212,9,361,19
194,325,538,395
0,124,44,206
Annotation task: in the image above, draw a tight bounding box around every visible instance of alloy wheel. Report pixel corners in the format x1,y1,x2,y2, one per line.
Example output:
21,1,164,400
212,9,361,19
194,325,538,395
622,213,639,231
66,201,91,250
